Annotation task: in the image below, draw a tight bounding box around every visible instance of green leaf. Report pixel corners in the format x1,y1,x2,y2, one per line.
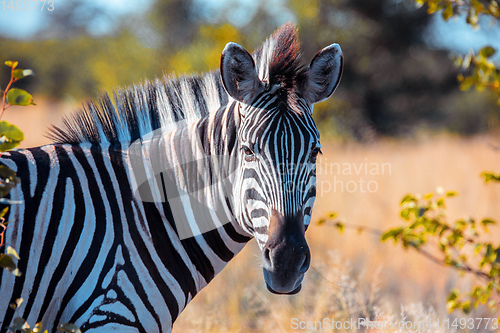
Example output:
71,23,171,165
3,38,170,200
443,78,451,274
472,286,483,298
462,300,471,313
445,191,457,197
13,69,24,79
489,266,499,278
9,298,23,310
481,171,500,183
459,76,475,91
427,1,443,14
479,46,496,58
400,208,411,220
9,317,29,331
0,253,17,271
328,212,338,219
481,218,496,228
414,0,425,8
4,60,18,69
0,165,18,179
0,253,21,276
423,192,433,200
485,243,496,262
442,3,453,20
474,243,483,256
489,1,499,16
466,7,479,27
0,207,9,218
400,194,416,205
335,221,344,233
0,141,21,152
0,120,24,152
0,165,19,198
6,88,35,106
471,0,485,14
13,68,34,80
447,289,461,312
381,227,403,242
58,323,82,333
7,246,20,260
33,322,44,332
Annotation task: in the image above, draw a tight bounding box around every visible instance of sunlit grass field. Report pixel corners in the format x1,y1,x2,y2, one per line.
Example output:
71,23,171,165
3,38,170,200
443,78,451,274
6,100,500,332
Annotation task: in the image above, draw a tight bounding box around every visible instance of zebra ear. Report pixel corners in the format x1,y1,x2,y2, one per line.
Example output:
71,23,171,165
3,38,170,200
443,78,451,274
301,44,343,105
220,42,261,104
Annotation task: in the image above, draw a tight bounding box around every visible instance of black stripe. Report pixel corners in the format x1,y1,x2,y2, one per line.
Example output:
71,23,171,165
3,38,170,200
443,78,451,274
146,83,162,131
165,80,184,123
204,230,234,262
125,91,141,143
2,148,51,330
222,221,252,243
135,201,185,323
245,188,266,202
180,237,214,290
251,209,268,219
24,145,88,321
225,103,237,156
188,77,208,116
107,146,181,325
47,145,107,326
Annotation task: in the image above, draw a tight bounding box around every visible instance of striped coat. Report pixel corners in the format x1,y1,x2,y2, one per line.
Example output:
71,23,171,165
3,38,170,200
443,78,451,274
0,23,343,332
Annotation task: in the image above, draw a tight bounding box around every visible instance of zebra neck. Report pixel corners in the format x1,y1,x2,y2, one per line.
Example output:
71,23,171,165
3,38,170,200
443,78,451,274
127,102,252,293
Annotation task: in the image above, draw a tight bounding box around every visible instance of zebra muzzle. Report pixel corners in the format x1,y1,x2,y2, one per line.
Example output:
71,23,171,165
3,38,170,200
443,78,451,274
261,209,310,295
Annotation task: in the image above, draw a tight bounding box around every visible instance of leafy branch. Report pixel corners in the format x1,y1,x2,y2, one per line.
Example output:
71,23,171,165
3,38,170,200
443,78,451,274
0,60,33,273
455,47,500,104
416,0,499,25
482,171,500,183
1,61,35,117
320,175,500,315
415,0,500,104
0,61,33,153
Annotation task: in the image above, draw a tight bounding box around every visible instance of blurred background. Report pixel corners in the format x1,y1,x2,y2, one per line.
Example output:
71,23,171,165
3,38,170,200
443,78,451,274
1,0,499,331
2,0,500,143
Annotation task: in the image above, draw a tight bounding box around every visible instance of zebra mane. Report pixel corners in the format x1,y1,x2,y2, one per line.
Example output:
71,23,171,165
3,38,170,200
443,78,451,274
253,23,306,90
48,71,228,145
48,23,305,145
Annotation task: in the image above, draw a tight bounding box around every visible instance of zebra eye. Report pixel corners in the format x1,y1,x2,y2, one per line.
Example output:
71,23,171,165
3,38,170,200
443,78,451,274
310,147,321,163
242,146,256,162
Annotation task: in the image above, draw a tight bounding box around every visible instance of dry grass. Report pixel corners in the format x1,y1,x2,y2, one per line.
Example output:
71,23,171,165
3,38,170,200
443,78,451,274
174,134,500,332
5,100,500,332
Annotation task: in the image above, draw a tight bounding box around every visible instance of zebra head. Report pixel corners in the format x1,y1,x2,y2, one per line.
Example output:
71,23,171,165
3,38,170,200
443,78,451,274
220,25,343,294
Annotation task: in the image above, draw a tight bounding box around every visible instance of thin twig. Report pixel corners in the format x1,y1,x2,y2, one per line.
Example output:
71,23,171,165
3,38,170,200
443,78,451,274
0,65,16,120
488,143,500,152
325,220,492,282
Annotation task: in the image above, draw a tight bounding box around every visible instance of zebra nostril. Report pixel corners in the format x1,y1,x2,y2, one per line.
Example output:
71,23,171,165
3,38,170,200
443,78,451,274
299,249,310,273
263,248,272,266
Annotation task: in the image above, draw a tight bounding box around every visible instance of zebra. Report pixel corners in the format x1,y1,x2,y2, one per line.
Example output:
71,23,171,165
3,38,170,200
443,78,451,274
0,23,343,332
